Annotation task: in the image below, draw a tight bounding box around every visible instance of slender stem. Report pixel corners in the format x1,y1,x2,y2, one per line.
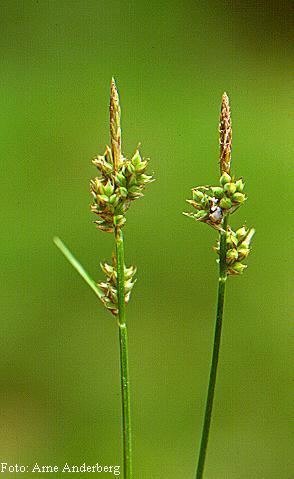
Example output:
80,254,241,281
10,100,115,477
196,215,229,479
115,227,132,479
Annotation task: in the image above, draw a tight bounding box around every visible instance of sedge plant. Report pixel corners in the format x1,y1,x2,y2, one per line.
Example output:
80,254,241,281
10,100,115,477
54,78,154,479
184,93,255,478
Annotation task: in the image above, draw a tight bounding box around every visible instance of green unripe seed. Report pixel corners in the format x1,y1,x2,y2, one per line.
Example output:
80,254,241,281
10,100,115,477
226,249,238,263
119,187,128,197
211,187,224,199
201,196,209,208
98,183,105,194
224,182,236,195
235,179,245,192
127,163,135,174
128,175,137,187
231,192,246,203
237,248,249,260
97,194,109,203
115,172,126,186
236,226,247,241
195,210,207,219
193,190,205,202
231,262,247,273
104,181,114,196
220,197,232,209
128,185,140,194
103,161,113,173
220,172,231,186
109,194,117,205
226,231,238,247
135,160,147,172
131,151,141,165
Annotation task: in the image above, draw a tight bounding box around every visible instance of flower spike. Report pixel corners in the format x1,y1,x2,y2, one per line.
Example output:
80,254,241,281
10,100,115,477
110,77,122,170
219,92,232,175
90,79,154,236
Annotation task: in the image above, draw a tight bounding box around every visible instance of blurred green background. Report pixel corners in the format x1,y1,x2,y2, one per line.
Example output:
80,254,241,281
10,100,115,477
0,1,291,478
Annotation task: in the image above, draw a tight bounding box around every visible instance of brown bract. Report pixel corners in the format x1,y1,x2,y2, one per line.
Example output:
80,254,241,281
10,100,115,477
219,92,232,175
110,78,122,171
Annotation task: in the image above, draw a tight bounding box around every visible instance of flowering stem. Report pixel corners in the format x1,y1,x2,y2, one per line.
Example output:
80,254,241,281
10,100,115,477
115,227,132,479
196,214,228,479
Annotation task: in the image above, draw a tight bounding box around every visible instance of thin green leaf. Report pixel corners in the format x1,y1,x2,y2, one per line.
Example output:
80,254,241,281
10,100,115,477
53,236,103,300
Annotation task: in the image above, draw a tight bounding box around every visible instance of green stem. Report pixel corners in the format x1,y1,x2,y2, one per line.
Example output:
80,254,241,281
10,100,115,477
115,228,132,479
196,215,229,479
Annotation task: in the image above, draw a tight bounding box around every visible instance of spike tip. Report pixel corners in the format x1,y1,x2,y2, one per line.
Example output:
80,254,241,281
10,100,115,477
219,92,232,175
110,77,121,170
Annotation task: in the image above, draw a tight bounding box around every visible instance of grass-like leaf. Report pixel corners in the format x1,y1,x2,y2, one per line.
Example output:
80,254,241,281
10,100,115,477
53,236,103,300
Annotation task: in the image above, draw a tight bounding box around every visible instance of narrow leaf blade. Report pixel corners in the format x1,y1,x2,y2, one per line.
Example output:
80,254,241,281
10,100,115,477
53,237,103,300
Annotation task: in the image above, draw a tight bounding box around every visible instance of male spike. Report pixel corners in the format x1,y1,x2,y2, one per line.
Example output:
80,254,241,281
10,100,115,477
219,92,232,175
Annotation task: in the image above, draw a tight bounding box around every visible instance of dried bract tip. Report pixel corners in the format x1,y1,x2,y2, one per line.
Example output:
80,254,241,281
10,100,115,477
110,77,121,170
219,92,232,175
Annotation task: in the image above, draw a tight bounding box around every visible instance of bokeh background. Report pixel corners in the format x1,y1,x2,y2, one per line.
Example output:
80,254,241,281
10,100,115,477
0,1,291,478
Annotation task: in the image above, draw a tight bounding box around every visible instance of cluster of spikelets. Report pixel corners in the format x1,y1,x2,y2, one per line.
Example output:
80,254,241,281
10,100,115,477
185,92,254,275
214,226,255,275
97,256,137,316
185,173,246,230
90,78,153,314
90,148,153,232
90,79,153,233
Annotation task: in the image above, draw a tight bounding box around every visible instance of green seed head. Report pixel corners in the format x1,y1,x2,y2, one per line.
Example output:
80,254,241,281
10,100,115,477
98,256,137,315
91,79,154,232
